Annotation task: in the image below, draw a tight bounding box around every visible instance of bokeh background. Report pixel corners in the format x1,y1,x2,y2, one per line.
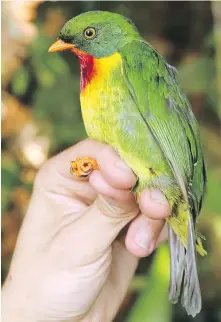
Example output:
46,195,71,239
1,1,221,321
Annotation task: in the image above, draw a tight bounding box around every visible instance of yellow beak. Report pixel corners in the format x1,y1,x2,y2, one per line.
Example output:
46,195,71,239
48,39,75,53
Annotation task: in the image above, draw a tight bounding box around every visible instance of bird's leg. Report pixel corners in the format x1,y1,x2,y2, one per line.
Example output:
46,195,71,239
70,157,99,177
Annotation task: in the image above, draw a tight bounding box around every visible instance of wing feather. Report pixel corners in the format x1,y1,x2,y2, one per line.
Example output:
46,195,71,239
120,40,206,316
120,40,206,215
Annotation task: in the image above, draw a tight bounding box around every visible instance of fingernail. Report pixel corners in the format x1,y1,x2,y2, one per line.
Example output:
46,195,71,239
150,190,168,206
115,160,132,173
134,229,154,252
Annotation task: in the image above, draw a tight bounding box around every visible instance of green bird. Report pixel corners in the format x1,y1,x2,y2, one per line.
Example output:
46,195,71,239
49,11,207,316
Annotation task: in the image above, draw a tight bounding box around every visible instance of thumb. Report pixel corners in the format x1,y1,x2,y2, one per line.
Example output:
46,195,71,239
78,194,139,261
57,194,139,267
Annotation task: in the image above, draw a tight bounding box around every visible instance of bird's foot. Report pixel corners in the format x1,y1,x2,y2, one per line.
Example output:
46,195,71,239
70,157,99,177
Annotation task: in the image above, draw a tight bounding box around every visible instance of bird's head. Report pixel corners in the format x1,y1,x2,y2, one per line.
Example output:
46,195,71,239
48,11,140,58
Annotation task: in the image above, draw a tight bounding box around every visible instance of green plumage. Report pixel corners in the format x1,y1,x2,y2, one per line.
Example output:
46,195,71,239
120,41,207,315
52,11,207,317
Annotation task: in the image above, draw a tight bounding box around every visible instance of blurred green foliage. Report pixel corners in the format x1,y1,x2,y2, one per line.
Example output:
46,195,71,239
2,154,22,214
203,169,221,215
128,245,171,322
2,1,221,322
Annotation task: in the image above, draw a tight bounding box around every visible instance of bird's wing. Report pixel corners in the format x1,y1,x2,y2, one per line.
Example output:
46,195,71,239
120,40,206,217
120,39,207,316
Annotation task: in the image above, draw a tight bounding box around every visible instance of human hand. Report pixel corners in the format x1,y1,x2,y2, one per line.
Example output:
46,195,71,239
2,139,170,322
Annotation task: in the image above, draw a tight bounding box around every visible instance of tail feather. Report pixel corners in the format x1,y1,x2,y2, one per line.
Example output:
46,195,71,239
168,216,202,317
168,226,185,303
181,216,201,316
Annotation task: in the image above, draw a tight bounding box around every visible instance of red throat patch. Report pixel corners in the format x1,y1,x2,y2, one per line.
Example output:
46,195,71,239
71,48,95,91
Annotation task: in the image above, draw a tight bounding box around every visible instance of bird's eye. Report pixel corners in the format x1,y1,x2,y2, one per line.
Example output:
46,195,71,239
84,27,96,39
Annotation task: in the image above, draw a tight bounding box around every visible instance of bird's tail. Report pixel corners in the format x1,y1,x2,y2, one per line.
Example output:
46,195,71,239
168,214,202,317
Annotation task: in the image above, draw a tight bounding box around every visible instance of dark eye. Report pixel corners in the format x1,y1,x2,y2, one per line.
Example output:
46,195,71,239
84,27,96,39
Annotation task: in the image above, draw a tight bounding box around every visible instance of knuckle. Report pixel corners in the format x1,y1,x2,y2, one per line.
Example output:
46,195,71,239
95,195,138,220
33,157,56,190
99,145,116,160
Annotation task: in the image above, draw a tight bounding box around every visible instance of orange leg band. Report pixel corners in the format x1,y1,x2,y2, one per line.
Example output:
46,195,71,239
70,157,99,177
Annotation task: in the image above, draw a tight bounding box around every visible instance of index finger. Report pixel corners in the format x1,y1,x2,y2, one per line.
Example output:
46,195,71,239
47,139,105,180
50,139,137,190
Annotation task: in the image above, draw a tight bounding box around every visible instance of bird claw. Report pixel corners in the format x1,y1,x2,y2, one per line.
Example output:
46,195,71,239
70,157,99,177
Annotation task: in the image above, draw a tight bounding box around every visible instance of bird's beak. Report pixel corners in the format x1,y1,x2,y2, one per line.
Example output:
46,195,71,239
48,39,75,53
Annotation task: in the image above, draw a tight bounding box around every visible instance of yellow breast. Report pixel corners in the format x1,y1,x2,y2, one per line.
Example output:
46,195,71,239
80,52,122,141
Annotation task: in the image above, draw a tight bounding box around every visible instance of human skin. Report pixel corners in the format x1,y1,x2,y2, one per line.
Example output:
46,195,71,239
2,139,170,322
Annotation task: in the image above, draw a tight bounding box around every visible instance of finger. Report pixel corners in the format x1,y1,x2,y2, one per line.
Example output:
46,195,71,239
97,145,137,190
156,223,168,246
46,139,104,181
89,170,137,207
139,189,170,220
35,139,105,202
36,139,136,202
125,213,165,257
